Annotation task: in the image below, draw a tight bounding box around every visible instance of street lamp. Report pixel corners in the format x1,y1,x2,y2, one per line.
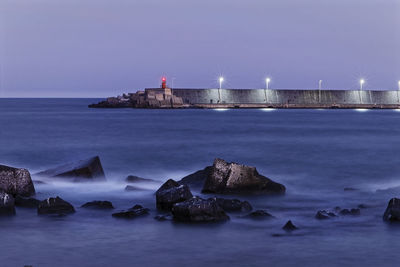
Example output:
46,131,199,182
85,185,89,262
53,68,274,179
318,80,322,90
265,78,271,89
398,80,400,91
360,79,365,90
219,77,224,89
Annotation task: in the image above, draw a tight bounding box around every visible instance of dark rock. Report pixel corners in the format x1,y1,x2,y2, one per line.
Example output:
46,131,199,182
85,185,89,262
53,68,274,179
126,175,158,184
358,204,369,209
282,220,298,231
37,196,75,215
209,197,252,212
36,156,106,181
156,179,193,210
339,208,361,216
81,201,114,209
0,192,16,216
154,214,173,221
244,210,273,219
383,198,400,222
15,195,41,208
112,204,149,219
171,197,230,222
0,164,35,197
315,210,336,220
124,185,150,191
178,166,213,188
202,158,285,195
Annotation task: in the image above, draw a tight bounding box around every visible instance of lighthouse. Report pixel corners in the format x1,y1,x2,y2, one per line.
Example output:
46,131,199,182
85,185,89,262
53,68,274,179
161,77,167,89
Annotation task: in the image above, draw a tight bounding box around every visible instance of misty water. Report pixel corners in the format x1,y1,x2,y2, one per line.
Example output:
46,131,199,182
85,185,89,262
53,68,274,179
2,99,400,266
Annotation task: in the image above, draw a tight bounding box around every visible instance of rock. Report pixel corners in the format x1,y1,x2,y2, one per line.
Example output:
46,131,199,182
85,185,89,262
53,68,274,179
171,197,230,222
202,158,285,195
33,180,47,185
358,204,369,209
315,210,336,220
0,164,35,197
36,156,106,181
154,214,173,221
209,197,252,212
0,192,16,216
178,166,213,188
15,196,41,208
81,201,114,209
126,175,158,184
156,179,193,210
37,196,75,215
339,208,361,216
282,220,298,231
124,185,149,191
383,198,400,222
112,204,149,219
244,210,273,219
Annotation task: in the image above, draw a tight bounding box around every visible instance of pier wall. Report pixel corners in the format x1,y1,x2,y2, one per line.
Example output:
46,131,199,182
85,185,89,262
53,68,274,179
168,89,400,106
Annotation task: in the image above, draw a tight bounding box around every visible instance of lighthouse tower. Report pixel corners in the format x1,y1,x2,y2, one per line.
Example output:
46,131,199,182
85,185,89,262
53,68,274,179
161,77,167,89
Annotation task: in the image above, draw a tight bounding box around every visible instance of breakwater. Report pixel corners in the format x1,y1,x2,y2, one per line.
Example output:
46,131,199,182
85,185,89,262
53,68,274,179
89,88,400,109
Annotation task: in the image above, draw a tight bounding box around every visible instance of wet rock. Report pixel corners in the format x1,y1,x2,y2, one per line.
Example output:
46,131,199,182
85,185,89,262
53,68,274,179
112,204,149,219
36,156,106,181
37,197,75,215
0,164,35,197
315,210,336,220
209,197,252,212
282,220,298,231
178,166,213,189
125,185,146,191
202,158,285,195
339,208,361,216
171,197,230,222
244,210,273,219
81,201,114,209
383,198,400,222
0,192,16,216
126,175,158,184
156,179,193,210
154,214,173,221
15,196,41,208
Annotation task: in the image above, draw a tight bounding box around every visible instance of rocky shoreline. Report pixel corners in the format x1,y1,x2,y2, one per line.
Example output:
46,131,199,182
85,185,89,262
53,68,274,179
1,157,399,229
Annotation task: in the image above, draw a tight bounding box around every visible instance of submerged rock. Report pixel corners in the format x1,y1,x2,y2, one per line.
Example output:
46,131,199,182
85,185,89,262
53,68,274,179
209,197,252,212
339,208,361,216
0,164,35,197
154,214,173,221
156,179,193,210
383,198,400,222
37,197,75,215
124,185,149,191
171,197,230,222
282,220,298,231
202,159,285,195
315,210,336,220
81,201,114,209
126,175,158,184
36,156,106,181
15,196,41,208
0,192,16,216
244,210,273,219
112,204,149,219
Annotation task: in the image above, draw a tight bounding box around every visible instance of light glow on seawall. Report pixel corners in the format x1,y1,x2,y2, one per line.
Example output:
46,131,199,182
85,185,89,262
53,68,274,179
214,108,229,111
260,108,276,112
355,108,369,112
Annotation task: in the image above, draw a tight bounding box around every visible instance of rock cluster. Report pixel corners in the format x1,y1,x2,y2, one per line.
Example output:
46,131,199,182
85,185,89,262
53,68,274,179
0,164,35,197
38,197,75,215
156,179,193,210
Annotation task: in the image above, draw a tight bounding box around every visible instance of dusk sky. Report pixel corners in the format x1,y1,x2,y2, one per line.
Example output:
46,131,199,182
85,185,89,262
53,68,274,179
1,0,399,97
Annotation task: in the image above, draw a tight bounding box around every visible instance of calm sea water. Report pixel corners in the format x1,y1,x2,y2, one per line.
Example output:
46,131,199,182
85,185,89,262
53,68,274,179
1,98,400,267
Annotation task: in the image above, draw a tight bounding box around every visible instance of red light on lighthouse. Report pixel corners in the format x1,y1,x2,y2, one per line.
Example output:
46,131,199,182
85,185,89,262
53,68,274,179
161,77,167,89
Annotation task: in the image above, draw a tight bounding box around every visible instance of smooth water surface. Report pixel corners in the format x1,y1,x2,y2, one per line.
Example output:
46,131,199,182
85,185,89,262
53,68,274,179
1,99,400,267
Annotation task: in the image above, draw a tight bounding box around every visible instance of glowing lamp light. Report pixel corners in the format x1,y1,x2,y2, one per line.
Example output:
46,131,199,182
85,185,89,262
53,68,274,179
162,77,166,82
265,78,271,89
398,80,400,90
219,76,224,89
360,79,365,90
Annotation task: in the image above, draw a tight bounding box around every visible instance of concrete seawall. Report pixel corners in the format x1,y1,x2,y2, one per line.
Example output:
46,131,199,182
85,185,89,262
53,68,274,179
168,88,400,108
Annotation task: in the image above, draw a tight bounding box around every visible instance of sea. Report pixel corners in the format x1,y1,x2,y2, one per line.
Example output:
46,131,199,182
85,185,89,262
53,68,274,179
1,98,400,267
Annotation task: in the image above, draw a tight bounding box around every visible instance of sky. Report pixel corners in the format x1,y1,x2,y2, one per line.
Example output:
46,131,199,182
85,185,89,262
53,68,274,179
0,0,399,97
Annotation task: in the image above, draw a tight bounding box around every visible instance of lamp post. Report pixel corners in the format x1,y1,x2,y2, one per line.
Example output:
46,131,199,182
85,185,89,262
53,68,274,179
398,80,400,91
360,79,365,90
266,78,271,89
219,77,224,89
318,80,322,103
